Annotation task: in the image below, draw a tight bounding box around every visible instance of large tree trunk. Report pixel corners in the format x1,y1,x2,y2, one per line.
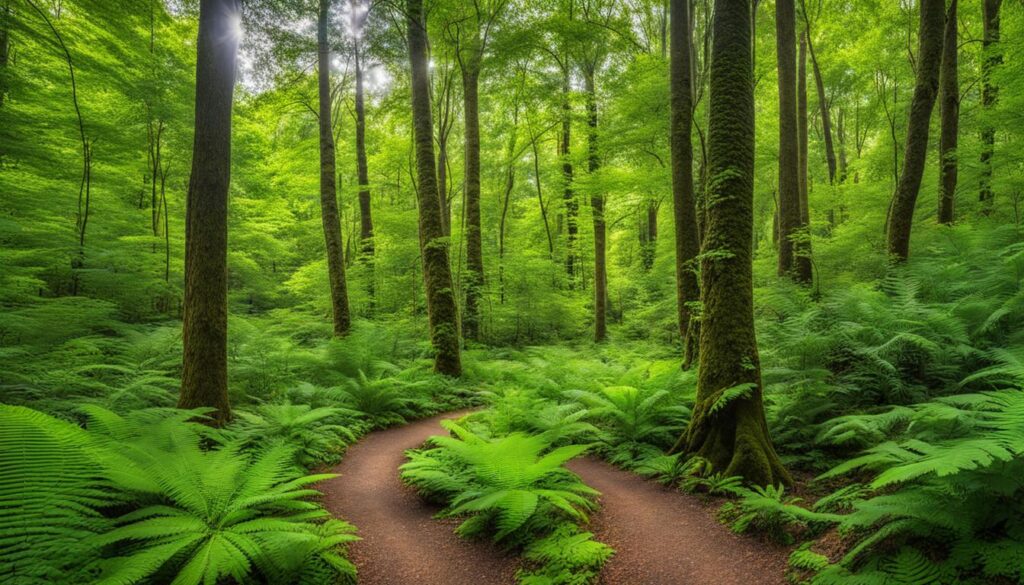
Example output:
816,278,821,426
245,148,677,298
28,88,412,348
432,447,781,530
672,0,790,487
584,66,606,343
886,0,944,262
462,65,483,340
775,0,801,279
938,0,958,225
670,0,701,368
561,68,578,286
317,0,351,335
979,0,1001,207
179,0,240,424
408,0,461,376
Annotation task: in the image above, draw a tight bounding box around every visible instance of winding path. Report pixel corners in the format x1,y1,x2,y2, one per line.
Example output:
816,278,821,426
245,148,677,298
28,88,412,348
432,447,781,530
321,411,789,584
568,457,790,585
320,411,519,585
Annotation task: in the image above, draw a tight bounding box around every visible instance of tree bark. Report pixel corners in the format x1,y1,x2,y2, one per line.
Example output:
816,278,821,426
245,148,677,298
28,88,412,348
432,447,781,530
672,0,790,487
354,36,374,257
800,2,836,184
408,0,462,376
584,66,606,343
886,0,944,262
670,0,701,368
179,0,240,425
795,30,812,282
317,0,351,335
979,0,1001,207
640,201,658,271
561,67,578,286
775,0,801,279
938,0,958,225
461,65,483,340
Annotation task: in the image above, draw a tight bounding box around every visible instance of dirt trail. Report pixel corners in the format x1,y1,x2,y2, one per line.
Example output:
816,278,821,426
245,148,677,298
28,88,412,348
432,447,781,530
568,456,791,585
320,411,519,585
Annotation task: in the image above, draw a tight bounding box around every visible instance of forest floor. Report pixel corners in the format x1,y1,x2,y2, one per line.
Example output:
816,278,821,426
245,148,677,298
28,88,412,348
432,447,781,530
321,411,791,585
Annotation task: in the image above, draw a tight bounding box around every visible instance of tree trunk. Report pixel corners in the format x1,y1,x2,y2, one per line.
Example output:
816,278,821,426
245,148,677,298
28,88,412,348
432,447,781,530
886,0,944,262
584,67,606,343
775,0,801,279
178,0,240,425
561,68,578,286
670,0,701,368
640,201,658,271
355,39,374,256
672,0,790,487
979,0,1001,207
795,31,812,282
317,0,351,335
408,0,462,376
462,66,483,340
801,2,836,184
938,0,958,225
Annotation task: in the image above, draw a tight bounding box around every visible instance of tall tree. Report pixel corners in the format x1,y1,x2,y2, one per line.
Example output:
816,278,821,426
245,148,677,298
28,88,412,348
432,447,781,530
583,63,607,342
938,0,958,225
317,0,352,335
670,0,701,368
178,0,241,424
408,0,462,376
775,0,801,279
795,30,812,282
886,0,944,262
800,0,836,184
352,0,375,302
672,0,790,487
561,63,577,284
450,0,507,341
979,0,1002,207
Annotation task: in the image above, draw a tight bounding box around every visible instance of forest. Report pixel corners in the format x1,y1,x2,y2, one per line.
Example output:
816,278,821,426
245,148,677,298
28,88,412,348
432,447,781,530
1,0,1022,583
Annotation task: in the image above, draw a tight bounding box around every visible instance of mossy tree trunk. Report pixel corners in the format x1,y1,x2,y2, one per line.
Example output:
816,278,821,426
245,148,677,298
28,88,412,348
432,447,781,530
561,67,578,286
584,65,607,343
775,0,801,280
938,0,958,225
178,0,239,425
318,0,351,335
979,0,1001,208
408,0,462,376
886,0,944,262
670,0,701,368
461,64,484,340
795,30,812,282
672,0,790,487
353,2,375,308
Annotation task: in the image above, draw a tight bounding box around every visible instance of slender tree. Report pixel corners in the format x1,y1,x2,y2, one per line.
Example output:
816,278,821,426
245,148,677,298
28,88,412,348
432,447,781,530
795,30,811,282
886,0,944,262
408,0,462,376
979,0,1002,207
178,0,241,424
670,0,701,368
317,0,352,335
352,0,375,303
775,0,801,279
561,65,578,284
800,0,836,185
671,0,790,487
584,64,607,342
938,0,958,225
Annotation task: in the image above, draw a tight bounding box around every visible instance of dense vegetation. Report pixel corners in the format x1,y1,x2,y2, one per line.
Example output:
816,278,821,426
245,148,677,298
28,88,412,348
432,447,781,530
2,0,1023,583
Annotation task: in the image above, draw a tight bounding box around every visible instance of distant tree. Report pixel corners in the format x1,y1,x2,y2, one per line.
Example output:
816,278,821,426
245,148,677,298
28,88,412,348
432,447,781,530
407,0,462,376
938,0,958,225
775,0,802,280
179,0,241,424
352,0,376,307
979,0,1002,208
672,0,790,487
886,0,944,262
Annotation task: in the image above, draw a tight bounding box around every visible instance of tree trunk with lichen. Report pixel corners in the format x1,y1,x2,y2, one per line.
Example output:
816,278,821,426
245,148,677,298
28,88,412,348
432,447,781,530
979,0,1001,208
317,0,351,335
671,0,790,487
179,0,239,425
886,0,943,262
670,0,701,368
408,0,461,376
938,0,958,225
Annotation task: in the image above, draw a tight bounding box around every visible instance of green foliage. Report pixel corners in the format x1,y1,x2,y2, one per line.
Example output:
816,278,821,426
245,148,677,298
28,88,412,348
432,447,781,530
230,402,361,467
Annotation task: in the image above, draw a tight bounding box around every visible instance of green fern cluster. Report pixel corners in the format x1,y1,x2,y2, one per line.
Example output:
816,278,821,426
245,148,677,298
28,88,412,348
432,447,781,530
401,419,609,584
0,405,359,585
